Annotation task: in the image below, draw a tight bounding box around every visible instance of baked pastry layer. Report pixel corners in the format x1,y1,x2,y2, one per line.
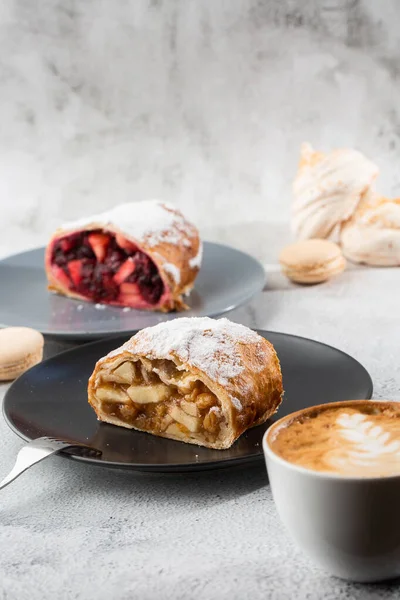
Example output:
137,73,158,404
45,200,202,312
88,317,284,449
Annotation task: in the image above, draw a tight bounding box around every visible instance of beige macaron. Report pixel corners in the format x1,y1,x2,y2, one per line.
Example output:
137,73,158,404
279,239,346,284
0,327,44,381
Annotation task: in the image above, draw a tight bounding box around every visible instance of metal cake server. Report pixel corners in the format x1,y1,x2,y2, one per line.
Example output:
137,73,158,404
0,436,102,490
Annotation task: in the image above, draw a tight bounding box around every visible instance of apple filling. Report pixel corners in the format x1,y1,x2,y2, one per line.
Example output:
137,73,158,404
50,230,164,306
96,358,225,443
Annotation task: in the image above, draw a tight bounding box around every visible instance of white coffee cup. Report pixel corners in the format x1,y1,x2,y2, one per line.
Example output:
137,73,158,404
263,400,400,583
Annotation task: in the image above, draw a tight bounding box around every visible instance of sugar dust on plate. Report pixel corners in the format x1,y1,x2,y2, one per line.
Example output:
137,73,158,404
81,302,131,311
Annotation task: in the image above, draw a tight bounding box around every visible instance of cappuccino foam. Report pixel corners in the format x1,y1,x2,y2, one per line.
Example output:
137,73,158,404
269,401,400,477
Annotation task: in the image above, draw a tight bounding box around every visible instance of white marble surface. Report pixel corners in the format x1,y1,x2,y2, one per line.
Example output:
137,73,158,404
1,245,400,599
2,0,400,257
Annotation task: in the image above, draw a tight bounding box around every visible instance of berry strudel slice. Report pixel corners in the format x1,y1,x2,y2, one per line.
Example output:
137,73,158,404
45,200,202,312
88,317,283,449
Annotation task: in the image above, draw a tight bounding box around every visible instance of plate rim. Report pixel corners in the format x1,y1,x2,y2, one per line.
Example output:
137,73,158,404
2,329,374,473
0,241,266,340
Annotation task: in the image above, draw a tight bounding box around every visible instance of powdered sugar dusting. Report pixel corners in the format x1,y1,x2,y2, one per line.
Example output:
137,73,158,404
61,200,196,248
189,242,203,269
231,397,243,411
105,318,264,409
163,263,181,284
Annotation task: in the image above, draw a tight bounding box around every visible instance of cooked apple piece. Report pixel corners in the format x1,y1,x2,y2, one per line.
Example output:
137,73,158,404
141,358,153,371
96,386,129,402
165,423,188,439
169,405,199,433
113,258,136,285
162,415,173,429
140,362,152,384
51,264,72,289
119,282,142,305
101,361,135,384
155,403,168,418
197,393,215,410
88,232,109,262
120,403,139,422
116,233,137,252
176,374,199,393
203,408,219,433
113,362,135,383
181,400,198,417
68,260,84,287
127,383,170,404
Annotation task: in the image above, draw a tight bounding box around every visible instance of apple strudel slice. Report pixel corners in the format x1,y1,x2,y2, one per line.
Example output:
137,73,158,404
88,317,283,449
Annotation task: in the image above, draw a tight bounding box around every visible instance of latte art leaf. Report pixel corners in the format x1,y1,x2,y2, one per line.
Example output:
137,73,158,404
270,402,400,476
325,412,400,473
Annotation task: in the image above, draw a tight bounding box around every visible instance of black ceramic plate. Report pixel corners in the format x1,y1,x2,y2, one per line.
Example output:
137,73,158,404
0,243,265,340
3,331,373,473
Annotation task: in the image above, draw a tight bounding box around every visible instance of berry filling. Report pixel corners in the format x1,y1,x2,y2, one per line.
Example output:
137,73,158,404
51,231,164,306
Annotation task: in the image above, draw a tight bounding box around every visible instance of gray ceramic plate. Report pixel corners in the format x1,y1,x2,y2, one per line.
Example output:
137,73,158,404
0,243,265,340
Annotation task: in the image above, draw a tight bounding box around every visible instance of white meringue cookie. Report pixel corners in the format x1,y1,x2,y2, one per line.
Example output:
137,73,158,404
340,194,400,266
292,143,379,240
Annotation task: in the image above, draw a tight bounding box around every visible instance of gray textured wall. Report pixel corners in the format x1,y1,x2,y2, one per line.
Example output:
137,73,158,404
1,0,400,255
